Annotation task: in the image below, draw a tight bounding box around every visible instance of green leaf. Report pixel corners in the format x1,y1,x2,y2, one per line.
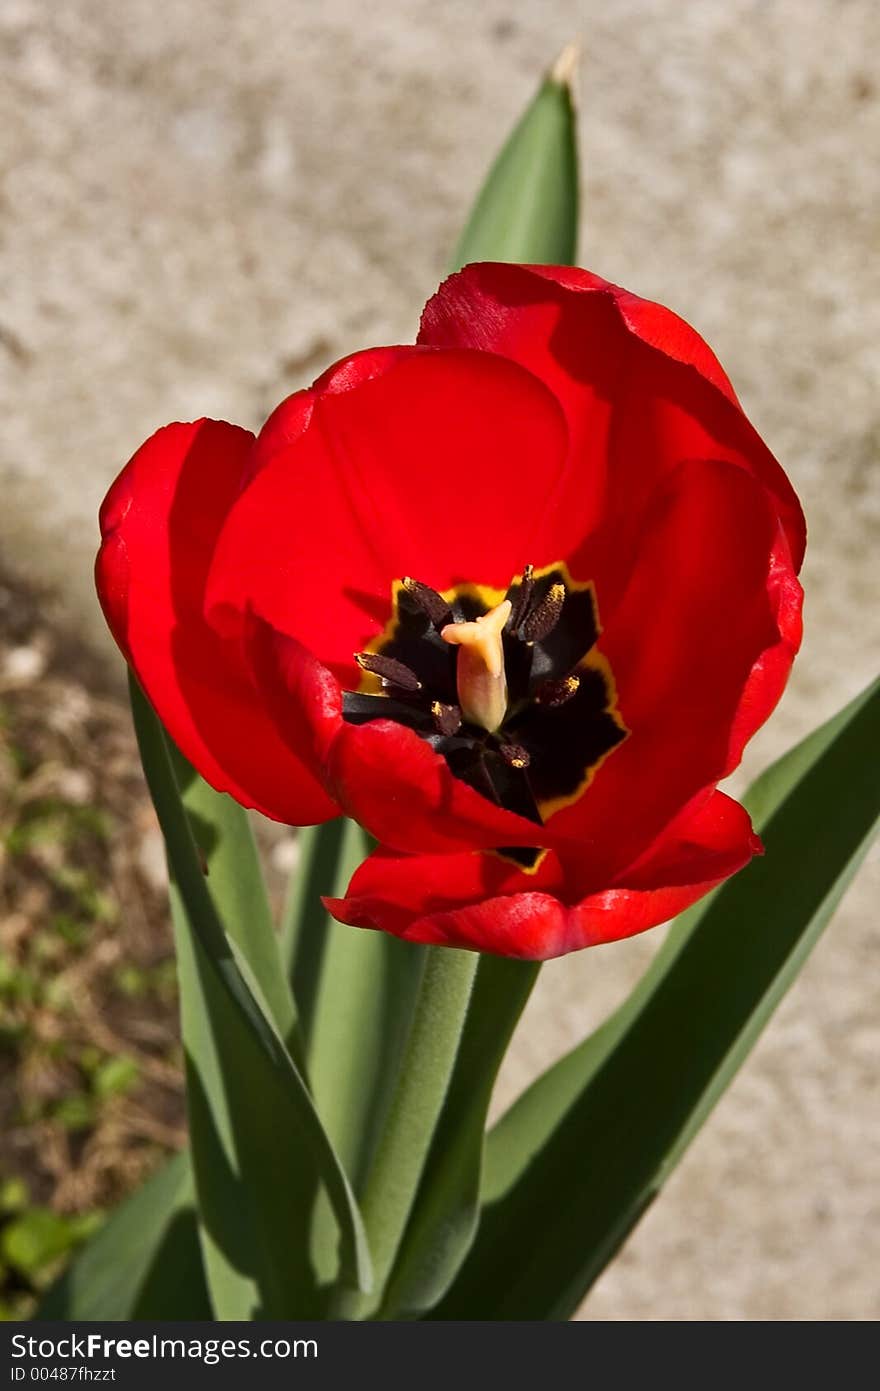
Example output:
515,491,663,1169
280,820,352,1045
451,42,579,271
92,1055,140,1100
302,822,427,1289
3,1210,75,1279
278,821,428,1296
330,947,479,1318
0,1177,29,1214
433,677,880,1319
128,676,371,1316
305,823,422,1196
381,956,539,1316
171,749,299,1053
36,1152,210,1320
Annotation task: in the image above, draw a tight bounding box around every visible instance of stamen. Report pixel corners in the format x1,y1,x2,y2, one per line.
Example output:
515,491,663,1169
355,651,422,692
401,576,453,628
508,562,535,630
441,599,511,733
536,673,581,707
521,582,565,643
499,742,530,770
431,700,462,737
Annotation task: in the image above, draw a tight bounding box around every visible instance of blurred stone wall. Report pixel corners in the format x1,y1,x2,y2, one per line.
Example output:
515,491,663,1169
2,0,877,1318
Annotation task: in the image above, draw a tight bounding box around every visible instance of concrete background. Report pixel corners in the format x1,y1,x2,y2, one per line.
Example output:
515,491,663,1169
1,0,878,1318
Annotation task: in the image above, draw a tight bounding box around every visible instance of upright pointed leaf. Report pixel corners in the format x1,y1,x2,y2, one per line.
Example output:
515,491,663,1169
308,830,425,1185
451,42,579,271
295,821,427,1288
36,1152,209,1321
381,957,538,1316
171,750,298,1049
172,879,322,1317
433,678,880,1319
330,947,478,1319
129,676,371,1316
280,820,350,1046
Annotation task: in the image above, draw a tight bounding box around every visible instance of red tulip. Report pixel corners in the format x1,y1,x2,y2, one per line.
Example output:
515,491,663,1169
97,264,804,959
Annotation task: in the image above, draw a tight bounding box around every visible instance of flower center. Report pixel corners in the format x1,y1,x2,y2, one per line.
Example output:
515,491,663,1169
343,564,628,858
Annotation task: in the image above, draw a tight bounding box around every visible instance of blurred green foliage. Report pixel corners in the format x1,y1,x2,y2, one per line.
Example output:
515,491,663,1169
0,1192,105,1320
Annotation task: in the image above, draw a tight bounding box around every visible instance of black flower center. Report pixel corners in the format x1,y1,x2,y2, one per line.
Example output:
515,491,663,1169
343,564,627,865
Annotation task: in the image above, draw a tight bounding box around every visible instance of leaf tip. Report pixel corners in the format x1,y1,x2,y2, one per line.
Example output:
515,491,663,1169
549,38,581,97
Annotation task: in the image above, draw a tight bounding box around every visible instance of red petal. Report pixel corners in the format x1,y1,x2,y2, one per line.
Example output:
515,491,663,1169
723,529,803,774
419,263,806,596
327,790,757,959
560,787,760,951
560,878,730,954
327,845,567,957
96,420,339,825
544,461,801,878
207,346,568,685
568,787,760,898
244,346,429,482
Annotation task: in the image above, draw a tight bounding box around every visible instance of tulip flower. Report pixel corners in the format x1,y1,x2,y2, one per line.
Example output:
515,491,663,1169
97,263,804,959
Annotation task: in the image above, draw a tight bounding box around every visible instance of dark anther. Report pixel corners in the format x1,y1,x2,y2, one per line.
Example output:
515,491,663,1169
401,576,454,628
508,563,535,630
536,673,581,707
355,651,422,692
499,742,531,770
521,582,566,643
431,700,462,736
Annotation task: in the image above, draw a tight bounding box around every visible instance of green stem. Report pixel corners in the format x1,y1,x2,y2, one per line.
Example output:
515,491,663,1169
331,945,478,1317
